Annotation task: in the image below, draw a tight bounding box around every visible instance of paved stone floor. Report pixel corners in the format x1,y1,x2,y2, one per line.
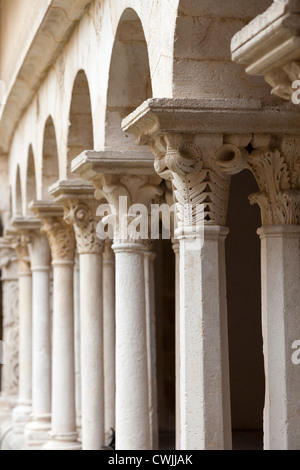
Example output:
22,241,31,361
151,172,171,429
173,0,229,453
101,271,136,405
159,431,263,451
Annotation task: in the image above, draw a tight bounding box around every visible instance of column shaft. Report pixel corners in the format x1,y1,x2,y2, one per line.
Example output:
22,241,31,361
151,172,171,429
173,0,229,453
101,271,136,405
43,260,80,450
103,245,115,439
259,225,300,450
114,243,150,450
80,253,104,450
179,226,231,450
144,249,158,450
73,256,81,434
172,241,180,450
13,270,32,432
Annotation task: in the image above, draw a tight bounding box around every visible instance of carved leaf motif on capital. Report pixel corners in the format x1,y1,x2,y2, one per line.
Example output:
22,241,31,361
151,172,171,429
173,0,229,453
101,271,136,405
0,247,15,269
152,136,230,227
9,236,31,274
66,203,104,255
248,138,300,225
97,175,163,243
42,217,76,261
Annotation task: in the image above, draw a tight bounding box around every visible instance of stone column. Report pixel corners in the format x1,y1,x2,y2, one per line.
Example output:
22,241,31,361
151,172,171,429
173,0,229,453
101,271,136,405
144,243,158,450
172,240,180,450
66,201,105,451
248,135,300,450
9,232,32,435
0,238,19,429
97,174,163,450
103,241,115,440
24,228,52,449
113,241,149,450
41,213,80,450
151,134,232,450
73,253,81,436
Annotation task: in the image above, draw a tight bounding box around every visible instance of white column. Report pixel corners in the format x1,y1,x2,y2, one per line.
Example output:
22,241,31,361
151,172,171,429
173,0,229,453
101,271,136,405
73,254,81,437
69,201,105,450
12,242,32,434
103,241,115,440
96,173,163,451
259,225,300,450
148,134,232,450
247,136,300,449
25,232,51,449
79,253,104,450
0,238,19,427
42,217,80,450
113,242,150,450
172,240,180,450
144,244,158,450
178,226,231,450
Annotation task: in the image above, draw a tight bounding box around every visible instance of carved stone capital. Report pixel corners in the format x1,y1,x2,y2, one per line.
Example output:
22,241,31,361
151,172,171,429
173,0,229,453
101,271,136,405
27,232,51,269
0,237,16,269
41,217,76,263
65,202,104,255
11,217,51,269
5,228,31,275
95,174,163,244
151,133,231,227
248,135,300,225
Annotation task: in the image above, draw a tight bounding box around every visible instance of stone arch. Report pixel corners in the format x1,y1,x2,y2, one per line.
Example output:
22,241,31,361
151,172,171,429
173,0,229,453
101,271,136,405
26,145,37,212
67,70,94,175
42,116,59,199
105,8,152,150
15,165,22,216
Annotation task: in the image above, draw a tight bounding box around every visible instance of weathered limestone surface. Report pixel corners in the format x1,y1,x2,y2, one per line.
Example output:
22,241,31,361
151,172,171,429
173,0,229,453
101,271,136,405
1,0,300,453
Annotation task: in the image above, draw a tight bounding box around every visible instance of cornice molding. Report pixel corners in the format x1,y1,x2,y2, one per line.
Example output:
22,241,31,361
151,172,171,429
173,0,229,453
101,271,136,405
231,0,300,101
122,98,300,142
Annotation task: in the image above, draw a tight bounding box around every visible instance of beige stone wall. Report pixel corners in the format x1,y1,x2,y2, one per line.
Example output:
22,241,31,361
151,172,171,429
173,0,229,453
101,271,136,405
4,0,278,219
0,0,50,91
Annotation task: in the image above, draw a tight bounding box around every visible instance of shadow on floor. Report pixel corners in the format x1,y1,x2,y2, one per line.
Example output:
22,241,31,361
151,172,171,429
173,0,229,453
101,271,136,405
159,430,263,451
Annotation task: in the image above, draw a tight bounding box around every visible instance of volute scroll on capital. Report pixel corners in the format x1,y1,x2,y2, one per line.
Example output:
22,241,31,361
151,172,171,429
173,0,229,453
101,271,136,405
150,133,231,227
95,174,164,245
65,202,104,255
246,135,300,226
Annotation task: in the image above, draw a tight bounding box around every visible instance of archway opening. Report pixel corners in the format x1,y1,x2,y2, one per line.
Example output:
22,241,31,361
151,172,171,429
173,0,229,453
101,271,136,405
42,116,59,198
105,8,152,150
68,70,94,175
15,166,22,216
26,145,37,212
226,169,265,450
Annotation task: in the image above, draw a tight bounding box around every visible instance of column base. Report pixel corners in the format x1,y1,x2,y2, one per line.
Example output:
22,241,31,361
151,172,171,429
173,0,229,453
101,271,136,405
42,432,81,450
0,396,13,429
24,414,51,450
12,402,32,434
76,415,82,442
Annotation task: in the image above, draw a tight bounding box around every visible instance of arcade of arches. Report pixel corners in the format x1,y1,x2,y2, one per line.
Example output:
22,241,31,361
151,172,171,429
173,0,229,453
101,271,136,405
0,0,299,451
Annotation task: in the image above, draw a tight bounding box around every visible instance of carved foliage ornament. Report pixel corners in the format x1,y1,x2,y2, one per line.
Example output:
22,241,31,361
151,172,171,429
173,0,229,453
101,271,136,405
96,175,164,244
248,136,300,225
9,235,31,274
66,203,104,255
152,135,230,227
42,217,76,262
